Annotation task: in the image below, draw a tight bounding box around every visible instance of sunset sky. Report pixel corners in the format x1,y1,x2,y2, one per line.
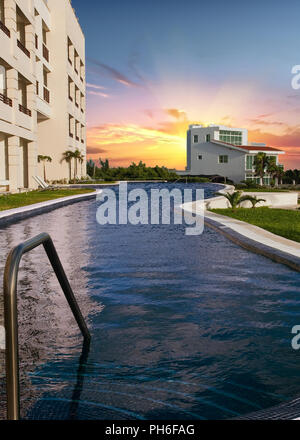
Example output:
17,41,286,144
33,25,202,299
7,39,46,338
72,0,300,170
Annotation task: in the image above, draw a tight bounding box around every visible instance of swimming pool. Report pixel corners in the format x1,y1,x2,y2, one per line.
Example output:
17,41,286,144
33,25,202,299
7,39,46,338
0,183,300,420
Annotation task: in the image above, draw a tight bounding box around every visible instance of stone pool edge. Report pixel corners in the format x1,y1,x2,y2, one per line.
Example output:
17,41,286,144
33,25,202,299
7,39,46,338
181,184,300,273
0,189,102,229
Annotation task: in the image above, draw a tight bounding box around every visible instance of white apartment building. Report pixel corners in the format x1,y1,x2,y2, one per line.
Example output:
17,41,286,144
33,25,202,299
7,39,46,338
0,0,86,193
182,124,285,184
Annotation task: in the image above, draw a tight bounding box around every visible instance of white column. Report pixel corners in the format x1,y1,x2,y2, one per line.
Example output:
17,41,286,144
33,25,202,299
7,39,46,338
8,136,21,192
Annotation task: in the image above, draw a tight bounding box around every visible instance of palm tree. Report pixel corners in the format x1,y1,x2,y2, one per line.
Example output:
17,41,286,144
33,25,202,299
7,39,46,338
253,153,270,186
73,149,83,181
61,150,74,182
78,152,85,177
37,155,52,182
216,190,255,210
246,196,266,208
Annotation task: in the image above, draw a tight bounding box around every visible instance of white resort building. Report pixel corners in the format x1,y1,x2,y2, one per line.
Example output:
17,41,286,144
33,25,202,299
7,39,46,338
181,124,285,184
0,0,86,193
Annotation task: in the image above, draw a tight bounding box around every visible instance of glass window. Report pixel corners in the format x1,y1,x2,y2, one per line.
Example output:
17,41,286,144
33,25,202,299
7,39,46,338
198,155,202,160
206,134,211,142
193,135,199,143
246,155,254,170
219,155,228,164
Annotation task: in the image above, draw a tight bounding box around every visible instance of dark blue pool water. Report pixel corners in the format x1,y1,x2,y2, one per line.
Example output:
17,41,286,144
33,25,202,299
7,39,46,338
0,183,300,420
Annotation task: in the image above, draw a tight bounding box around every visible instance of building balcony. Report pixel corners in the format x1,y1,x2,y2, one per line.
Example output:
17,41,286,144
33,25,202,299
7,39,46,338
0,20,10,38
17,40,30,58
19,104,32,117
43,86,50,103
0,93,13,107
43,44,49,62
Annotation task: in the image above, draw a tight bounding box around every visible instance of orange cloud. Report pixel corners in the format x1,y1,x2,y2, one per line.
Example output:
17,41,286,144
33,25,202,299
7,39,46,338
87,122,186,168
165,108,187,120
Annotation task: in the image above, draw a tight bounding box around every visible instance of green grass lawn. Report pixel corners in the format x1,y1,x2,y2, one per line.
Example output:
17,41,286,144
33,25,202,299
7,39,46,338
0,189,95,211
211,207,300,243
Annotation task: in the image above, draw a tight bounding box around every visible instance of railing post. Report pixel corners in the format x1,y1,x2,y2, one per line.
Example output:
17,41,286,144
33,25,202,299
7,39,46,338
3,248,22,420
3,233,91,420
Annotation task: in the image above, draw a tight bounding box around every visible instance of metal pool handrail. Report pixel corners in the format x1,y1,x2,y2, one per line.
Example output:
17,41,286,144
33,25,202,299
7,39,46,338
3,233,91,420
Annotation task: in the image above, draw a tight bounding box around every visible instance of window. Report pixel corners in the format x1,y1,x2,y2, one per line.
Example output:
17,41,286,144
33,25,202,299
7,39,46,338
68,37,73,64
80,60,84,81
246,155,254,170
0,0,4,23
219,130,242,146
206,134,211,142
74,50,79,73
80,93,84,112
219,155,228,164
198,155,202,160
69,115,73,137
75,120,79,140
193,135,199,143
75,86,79,107
68,76,73,101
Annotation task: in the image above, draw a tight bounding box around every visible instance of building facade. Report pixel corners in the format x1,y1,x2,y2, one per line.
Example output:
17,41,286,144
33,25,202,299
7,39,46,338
0,0,86,193
183,124,284,184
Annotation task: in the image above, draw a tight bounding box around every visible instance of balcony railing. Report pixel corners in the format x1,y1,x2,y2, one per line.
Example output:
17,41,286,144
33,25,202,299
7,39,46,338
43,86,50,103
0,93,13,107
0,20,10,37
17,40,30,58
43,44,49,62
19,104,31,117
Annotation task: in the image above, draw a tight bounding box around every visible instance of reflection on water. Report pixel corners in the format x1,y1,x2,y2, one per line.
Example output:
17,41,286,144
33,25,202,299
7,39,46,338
0,183,300,420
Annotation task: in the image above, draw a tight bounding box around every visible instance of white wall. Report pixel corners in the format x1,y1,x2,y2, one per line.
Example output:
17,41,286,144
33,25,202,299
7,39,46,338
189,140,246,183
